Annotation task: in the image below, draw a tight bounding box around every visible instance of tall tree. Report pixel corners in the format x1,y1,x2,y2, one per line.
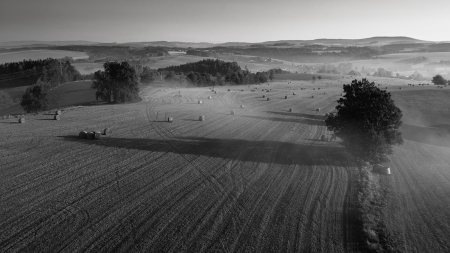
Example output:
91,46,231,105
432,74,447,85
92,61,139,103
20,84,49,113
325,79,403,165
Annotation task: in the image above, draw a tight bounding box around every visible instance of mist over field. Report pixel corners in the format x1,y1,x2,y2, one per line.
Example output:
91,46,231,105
1,0,450,252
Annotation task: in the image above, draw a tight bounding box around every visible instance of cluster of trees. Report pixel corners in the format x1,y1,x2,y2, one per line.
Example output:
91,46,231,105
92,61,140,103
0,58,81,89
158,59,271,86
432,74,450,85
372,68,393,78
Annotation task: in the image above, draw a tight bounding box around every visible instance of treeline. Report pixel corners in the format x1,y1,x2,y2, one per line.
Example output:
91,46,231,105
0,58,82,89
158,59,272,86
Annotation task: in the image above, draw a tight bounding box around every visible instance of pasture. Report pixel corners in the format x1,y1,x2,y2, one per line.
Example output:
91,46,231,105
0,50,88,64
0,77,449,252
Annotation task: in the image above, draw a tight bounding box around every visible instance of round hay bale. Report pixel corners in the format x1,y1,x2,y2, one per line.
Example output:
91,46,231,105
231,110,235,115
54,115,60,120
313,88,315,90
289,108,293,112
199,116,205,121
312,95,314,98
86,132,95,140
215,91,217,94
267,98,270,101
19,118,25,124
208,96,212,99
317,108,321,111
399,87,402,89
240,105,244,108
285,96,288,99
94,131,101,140
321,134,326,141
168,117,173,123
79,131,88,139
228,89,230,91
293,92,296,95
102,128,109,135
198,100,202,104
263,95,266,98
56,110,62,115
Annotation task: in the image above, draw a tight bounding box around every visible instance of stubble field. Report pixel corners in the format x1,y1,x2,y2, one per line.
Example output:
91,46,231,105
1,78,449,252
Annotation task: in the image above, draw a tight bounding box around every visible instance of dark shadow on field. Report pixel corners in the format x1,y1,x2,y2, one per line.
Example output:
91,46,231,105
400,124,450,148
242,115,325,126
59,135,347,166
266,111,326,120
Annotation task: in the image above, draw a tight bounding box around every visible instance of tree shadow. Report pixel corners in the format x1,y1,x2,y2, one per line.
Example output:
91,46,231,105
241,115,325,126
58,136,348,166
266,111,326,120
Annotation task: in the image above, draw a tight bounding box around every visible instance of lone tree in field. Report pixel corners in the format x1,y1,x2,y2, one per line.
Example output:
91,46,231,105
20,84,49,113
92,61,139,103
325,78,403,165
432,74,447,85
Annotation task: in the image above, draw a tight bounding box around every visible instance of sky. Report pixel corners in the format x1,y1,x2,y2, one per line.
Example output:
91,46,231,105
1,0,449,43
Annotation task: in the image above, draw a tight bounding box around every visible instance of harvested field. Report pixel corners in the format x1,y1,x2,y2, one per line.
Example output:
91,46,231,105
0,80,361,252
1,78,449,252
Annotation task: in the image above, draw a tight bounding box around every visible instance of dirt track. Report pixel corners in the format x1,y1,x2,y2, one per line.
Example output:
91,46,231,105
0,81,362,252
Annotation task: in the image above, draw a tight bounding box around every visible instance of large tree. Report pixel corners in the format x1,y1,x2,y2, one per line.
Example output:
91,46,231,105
20,84,49,113
325,79,403,165
432,74,447,85
92,61,139,103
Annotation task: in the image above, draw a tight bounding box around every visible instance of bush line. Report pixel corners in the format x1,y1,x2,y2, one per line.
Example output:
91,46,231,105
357,165,404,253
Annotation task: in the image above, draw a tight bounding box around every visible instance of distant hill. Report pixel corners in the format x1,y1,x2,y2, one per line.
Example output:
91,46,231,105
260,37,430,47
120,41,215,48
0,40,100,48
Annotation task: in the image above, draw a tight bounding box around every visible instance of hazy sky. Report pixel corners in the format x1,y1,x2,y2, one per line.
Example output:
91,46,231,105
1,0,449,43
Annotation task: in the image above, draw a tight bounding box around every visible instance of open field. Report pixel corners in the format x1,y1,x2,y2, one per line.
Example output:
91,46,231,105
0,50,88,64
0,77,449,252
72,63,105,75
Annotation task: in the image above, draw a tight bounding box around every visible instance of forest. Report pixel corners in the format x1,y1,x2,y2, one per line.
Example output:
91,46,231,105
0,58,82,89
157,59,273,86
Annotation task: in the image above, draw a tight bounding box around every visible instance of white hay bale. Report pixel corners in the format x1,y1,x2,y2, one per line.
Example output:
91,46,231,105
285,96,288,99
293,92,296,95
198,100,202,104
208,96,212,99
54,115,60,120
231,110,235,115
240,105,244,108
317,108,321,111
321,134,326,141
289,108,293,112
312,95,315,98
199,116,205,121
87,132,95,140
56,110,62,115
102,128,109,135
94,131,101,140
267,98,270,101
79,131,88,139
19,118,25,124
168,117,173,123
263,95,266,98
215,91,217,94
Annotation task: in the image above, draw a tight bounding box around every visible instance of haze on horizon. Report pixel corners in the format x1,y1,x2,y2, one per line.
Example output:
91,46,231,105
1,0,449,43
